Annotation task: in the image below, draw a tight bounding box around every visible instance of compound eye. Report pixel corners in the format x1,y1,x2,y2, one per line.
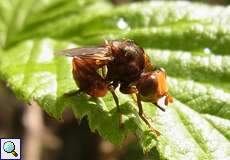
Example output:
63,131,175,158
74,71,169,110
138,76,158,97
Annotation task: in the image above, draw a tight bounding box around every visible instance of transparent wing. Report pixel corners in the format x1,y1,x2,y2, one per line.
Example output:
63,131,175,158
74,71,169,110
55,47,113,60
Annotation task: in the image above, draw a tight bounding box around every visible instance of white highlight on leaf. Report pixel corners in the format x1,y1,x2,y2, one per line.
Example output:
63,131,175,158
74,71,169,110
117,18,128,30
37,39,54,63
179,52,192,65
204,48,211,54
157,105,202,159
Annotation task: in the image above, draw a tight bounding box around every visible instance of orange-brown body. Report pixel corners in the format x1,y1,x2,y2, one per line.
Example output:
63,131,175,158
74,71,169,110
57,39,173,135
69,40,172,106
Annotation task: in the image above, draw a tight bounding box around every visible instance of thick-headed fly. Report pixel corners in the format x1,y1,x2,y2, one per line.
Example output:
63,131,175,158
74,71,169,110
56,40,173,136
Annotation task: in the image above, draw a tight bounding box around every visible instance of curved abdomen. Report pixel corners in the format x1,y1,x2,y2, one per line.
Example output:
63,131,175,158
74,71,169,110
72,57,108,97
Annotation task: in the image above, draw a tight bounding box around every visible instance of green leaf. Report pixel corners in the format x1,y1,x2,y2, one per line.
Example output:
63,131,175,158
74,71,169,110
0,0,109,48
0,1,230,160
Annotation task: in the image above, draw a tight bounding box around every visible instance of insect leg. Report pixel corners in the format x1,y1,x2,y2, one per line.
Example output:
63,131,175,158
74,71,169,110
108,85,124,128
137,94,160,136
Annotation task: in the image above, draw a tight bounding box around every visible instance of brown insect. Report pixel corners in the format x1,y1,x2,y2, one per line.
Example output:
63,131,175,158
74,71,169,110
57,40,173,136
